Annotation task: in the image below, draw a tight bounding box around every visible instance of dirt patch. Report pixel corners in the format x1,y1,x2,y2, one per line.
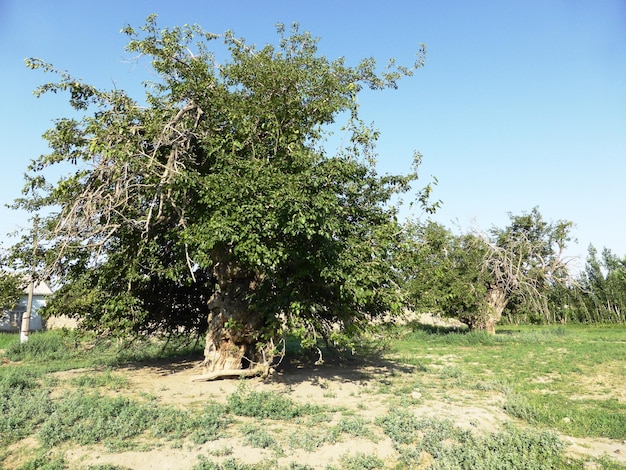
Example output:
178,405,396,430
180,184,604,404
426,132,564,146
3,436,39,469
568,366,626,402
563,436,626,465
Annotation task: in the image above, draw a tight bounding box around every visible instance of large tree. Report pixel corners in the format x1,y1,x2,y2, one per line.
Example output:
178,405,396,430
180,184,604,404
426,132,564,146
12,17,433,377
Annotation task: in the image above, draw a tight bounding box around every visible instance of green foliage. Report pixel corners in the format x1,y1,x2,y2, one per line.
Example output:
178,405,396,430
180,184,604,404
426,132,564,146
0,369,53,446
86,466,130,470
34,391,229,450
1,325,624,468
192,457,262,470
390,323,626,445
16,454,68,470
0,271,23,311
333,415,374,439
37,392,154,447
505,393,626,440
239,422,281,451
190,403,232,444
0,332,226,450
0,332,19,349
5,328,203,373
399,221,491,326
286,426,339,451
69,370,129,390
435,425,565,470
14,16,434,359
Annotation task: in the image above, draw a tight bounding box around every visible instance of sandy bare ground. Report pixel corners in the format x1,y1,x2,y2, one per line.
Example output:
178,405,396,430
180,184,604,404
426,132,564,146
2,354,618,470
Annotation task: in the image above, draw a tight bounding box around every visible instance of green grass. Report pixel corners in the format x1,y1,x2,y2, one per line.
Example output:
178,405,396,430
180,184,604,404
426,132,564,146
69,369,129,390
192,456,274,470
239,422,282,452
0,332,19,350
0,368,54,446
388,323,626,442
505,393,626,439
4,329,204,370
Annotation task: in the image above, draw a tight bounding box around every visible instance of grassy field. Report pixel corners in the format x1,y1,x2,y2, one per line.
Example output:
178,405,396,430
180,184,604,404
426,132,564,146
0,323,624,469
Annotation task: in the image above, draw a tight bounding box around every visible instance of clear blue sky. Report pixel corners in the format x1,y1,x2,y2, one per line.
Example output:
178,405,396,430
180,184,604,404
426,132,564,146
1,0,625,270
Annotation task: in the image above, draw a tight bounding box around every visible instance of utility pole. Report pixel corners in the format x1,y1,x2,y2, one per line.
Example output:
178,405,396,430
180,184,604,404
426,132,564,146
20,216,38,344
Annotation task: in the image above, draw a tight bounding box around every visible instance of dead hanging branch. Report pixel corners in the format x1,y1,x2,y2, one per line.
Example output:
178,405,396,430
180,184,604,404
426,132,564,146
475,226,575,319
45,101,204,275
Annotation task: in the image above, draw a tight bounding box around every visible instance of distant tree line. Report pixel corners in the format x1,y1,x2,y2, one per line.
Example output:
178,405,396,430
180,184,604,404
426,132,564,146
544,246,626,325
399,208,625,327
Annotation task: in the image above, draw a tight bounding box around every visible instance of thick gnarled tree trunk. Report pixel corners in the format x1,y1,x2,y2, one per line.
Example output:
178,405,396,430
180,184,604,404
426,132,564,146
466,287,508,334
195,259,273,381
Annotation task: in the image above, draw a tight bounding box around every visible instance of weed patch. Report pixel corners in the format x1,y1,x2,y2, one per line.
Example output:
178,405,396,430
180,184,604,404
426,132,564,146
333,415,375,440
239,422,282,451
1,326,624,468
190,403,231,444
336,452,385,469
69,370,129,390
15,453,67,470
0,369,53,446
227,383,323,419
377,408,566,469
0,332,19,350
37,391,156,448
193,456,253,470
285,423,340,451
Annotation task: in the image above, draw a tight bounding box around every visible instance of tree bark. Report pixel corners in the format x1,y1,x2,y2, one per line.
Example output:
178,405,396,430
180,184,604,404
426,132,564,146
466,287,507,334
21,217,39,344
20,280,33,344
201,258,270,378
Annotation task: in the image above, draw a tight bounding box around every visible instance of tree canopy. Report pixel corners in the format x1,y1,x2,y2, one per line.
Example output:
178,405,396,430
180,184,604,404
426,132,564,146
12,17,434,376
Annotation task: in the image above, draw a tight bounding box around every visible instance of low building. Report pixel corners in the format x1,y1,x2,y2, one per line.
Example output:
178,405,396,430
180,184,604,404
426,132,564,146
0,281,52,332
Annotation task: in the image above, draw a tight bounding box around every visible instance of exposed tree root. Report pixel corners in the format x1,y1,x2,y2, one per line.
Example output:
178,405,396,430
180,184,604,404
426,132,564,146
190,365,271,382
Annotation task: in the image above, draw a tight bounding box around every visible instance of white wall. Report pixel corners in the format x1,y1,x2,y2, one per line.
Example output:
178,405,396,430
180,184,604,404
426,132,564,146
0,295,46,332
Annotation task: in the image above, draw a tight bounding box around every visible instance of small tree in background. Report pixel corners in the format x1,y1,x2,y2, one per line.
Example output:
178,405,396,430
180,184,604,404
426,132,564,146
403,208,575,332
400,222,492,329
11,17,435,377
